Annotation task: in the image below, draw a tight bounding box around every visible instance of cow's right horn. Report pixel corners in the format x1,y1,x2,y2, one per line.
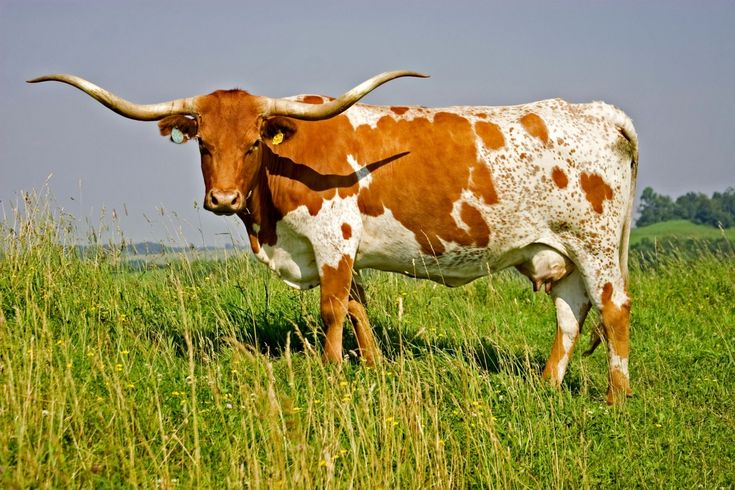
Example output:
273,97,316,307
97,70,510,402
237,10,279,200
27,74,196,121
264,70,429,121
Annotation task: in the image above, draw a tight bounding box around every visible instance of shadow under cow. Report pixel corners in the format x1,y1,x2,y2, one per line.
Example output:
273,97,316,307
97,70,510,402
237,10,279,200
158,307,590,396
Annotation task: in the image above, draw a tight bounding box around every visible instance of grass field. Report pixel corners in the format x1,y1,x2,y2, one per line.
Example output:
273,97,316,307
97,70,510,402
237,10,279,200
630,219,735,245
1,202,734,488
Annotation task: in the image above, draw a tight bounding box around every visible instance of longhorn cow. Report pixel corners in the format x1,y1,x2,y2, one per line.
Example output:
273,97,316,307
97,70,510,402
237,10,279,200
29,71,638,403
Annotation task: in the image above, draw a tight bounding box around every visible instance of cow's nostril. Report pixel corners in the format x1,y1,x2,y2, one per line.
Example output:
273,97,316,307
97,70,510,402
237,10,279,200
210,192,219,206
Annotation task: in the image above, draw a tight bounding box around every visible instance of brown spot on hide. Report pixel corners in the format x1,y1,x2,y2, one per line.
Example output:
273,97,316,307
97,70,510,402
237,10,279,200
390,106,409,115
601,282,613,305
474,121,505,150
580,172,614,214
520,113,549,144
552,166,568,188
469,161,499,205
302,95,325,104
341,223,352,239
263,124,409,218
269,110,500,255
459,203,490,246
434,112,458,124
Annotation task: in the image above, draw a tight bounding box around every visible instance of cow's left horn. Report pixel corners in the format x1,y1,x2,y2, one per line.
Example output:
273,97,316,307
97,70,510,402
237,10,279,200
264,70,429,121
27,74,196,121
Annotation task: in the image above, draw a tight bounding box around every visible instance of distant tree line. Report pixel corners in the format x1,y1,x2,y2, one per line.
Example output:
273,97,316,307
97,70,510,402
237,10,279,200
631,237,734,267
636,187,735,228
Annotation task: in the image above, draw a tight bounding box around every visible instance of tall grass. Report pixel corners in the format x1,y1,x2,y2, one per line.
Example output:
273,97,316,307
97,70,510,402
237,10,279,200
1,194,733,488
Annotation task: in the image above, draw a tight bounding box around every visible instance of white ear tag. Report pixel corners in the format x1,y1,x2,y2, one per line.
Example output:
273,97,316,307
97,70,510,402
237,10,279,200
171,127,185,144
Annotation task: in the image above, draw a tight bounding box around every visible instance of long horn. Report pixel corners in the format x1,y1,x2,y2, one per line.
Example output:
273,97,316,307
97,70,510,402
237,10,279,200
264,70,429,121
27,74,196,121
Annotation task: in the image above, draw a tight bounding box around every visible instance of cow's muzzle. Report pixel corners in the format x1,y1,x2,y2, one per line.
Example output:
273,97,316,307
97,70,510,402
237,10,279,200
204,189,244,215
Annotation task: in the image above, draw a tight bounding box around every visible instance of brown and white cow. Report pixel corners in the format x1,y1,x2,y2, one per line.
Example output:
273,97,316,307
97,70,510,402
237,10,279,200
29,71,638,403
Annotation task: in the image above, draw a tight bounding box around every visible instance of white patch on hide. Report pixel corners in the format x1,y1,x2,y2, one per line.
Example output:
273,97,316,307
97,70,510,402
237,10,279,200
346,154,373,189
450,199,471,233
356,207,423,271
609,350,630,378
259,221,319,290
282,194,360,271
344,105,386,130
556,357,570,384
612,288,630,310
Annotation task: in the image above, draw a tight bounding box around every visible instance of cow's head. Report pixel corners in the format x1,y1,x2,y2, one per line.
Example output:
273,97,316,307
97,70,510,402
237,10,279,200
28,72,427,215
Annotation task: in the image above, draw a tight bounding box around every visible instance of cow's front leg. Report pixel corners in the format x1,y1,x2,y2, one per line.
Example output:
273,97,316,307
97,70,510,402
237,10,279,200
319,254,354,364
348,277,381,365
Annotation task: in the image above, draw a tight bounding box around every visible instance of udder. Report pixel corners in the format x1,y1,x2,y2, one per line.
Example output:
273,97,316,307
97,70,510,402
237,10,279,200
515,244,575,294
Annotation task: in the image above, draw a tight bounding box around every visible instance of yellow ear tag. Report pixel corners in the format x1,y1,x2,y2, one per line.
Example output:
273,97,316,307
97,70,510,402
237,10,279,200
272,131,284,146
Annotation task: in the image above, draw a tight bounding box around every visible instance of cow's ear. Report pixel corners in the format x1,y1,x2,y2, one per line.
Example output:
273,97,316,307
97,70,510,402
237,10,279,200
261,117,297,147
158,115,198,144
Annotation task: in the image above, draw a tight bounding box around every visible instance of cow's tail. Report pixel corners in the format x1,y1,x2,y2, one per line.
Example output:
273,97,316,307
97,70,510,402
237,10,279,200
584,106,638,357
613,108,638,287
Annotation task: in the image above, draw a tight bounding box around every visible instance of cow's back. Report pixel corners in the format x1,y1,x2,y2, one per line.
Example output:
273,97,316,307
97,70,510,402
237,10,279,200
347,99,636,283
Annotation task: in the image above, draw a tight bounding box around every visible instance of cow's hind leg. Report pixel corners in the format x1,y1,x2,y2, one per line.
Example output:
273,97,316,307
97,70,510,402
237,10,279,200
575,254,633,404
347,277,381,365
598,279,632,404
542,269,591,386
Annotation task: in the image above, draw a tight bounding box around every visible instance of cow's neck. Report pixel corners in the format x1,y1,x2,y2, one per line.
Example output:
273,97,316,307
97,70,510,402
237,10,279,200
238,147,284,255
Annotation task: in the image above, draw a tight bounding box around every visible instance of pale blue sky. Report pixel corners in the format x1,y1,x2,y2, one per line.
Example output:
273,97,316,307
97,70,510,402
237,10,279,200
1,0,733,246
